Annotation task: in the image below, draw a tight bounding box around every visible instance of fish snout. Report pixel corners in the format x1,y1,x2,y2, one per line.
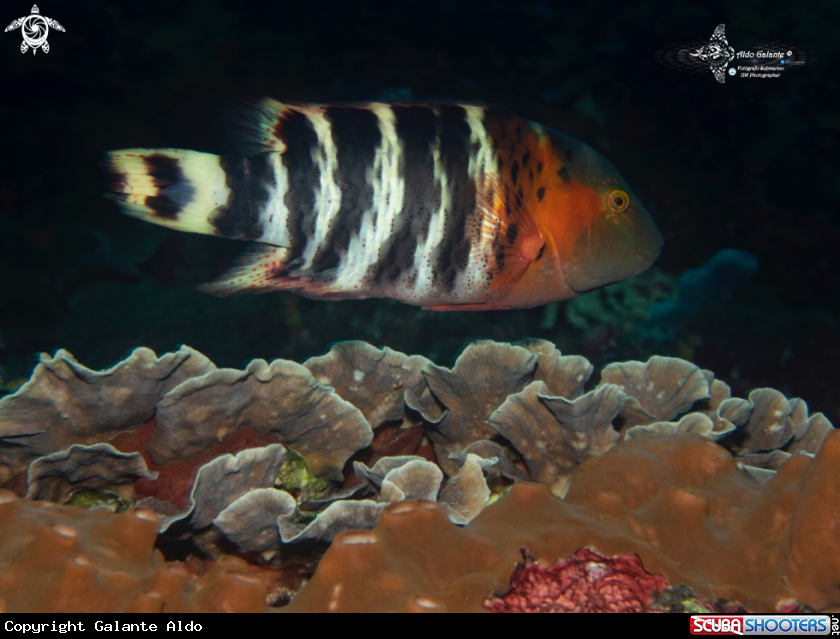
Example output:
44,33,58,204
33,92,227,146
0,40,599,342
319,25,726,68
561,201,663,294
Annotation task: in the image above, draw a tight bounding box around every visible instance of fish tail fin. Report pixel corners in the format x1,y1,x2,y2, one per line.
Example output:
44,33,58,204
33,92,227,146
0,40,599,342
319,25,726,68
103,149,225,236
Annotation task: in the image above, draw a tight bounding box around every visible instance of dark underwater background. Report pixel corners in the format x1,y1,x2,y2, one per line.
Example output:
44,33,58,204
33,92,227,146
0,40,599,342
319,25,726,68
0,0,838,424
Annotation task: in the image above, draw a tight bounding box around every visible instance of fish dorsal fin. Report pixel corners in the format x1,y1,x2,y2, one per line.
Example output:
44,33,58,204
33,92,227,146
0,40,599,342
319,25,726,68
468,175,545,280
222,98,306,156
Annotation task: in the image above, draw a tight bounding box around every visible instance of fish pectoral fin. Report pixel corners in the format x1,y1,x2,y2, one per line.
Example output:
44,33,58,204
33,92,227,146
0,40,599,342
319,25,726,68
198,243,296,296
467,174,544,277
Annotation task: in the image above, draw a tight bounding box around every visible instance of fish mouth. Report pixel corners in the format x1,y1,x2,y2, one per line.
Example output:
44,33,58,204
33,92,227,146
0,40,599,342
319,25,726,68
562,211,663,295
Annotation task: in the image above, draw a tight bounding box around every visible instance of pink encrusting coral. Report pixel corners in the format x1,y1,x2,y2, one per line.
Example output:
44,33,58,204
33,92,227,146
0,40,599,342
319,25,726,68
484,548,667,613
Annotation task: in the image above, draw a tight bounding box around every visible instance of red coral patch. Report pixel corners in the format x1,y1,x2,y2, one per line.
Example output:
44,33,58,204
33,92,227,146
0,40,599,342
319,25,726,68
110,416,277,511
485,548,667,613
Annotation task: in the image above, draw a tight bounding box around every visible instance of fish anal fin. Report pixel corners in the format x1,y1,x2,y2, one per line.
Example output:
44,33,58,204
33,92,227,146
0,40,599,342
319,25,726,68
423,303,511,312
199,243,356,299
199,243,295,296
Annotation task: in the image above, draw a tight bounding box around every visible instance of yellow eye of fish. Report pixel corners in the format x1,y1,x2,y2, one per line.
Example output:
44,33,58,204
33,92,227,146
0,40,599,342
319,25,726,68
607,189,630,213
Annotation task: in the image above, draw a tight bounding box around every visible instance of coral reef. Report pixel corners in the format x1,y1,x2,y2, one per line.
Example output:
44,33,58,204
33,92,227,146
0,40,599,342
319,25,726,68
286,431,840,613
148,358,372,478
0,339,836,612
0,346,213,478
484,548,667,613
0,491,281,613
405,341,537,476
26,443,157,503
303,342,431,430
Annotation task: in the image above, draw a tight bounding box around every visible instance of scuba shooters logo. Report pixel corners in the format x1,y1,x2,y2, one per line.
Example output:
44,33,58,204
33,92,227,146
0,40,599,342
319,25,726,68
4,4,64,54
690,614,836,635
656,24,814,83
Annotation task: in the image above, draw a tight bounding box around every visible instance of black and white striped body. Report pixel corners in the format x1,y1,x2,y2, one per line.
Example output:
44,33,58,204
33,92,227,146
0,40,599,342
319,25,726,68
107,98,664,309
107,100,505,307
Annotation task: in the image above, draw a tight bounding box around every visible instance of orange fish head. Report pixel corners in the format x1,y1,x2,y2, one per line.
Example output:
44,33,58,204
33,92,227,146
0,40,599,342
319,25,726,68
536,130,663,296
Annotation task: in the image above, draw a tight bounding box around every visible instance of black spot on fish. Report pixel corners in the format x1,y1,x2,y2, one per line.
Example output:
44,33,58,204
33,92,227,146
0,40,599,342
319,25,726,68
506,223,519,245
517,188,524,200
536,161,543,174
537,187,545,202
143,154,194,220
144,154,180,187
565,149,574,163
522,151,530,167
536,243,545,260
495,249,505,272
511,161,519,186
211,154,274,241
558,167,571,184
504,201,512,218
144,195,181,220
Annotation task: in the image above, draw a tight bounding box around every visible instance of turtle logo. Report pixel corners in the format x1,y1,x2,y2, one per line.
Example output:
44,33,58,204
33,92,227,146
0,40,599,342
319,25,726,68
5,5,65,55
688,24,735,83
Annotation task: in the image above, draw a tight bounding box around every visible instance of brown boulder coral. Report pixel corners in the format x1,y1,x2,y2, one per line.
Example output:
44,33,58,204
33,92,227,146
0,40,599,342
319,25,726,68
788,430,840,611
0,490,274,613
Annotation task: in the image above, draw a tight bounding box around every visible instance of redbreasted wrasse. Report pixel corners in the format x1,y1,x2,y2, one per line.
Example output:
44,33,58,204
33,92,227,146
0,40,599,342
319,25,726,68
104,99,662,311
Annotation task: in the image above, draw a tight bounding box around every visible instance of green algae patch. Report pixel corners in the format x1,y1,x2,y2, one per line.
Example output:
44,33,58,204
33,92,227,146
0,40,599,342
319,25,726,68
65,488,132,513
276,449,331,502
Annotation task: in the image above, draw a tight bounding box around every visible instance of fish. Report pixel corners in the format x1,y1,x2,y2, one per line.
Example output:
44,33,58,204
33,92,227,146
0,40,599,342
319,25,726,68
103,99,662,311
